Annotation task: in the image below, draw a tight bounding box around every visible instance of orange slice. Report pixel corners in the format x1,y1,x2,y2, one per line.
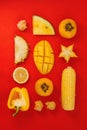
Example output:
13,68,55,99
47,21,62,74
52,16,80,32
13,67,29,84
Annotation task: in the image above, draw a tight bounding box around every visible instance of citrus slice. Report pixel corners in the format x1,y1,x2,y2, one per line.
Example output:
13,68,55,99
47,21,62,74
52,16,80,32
33,15,55,35
13,67,29,84
15,36,29,64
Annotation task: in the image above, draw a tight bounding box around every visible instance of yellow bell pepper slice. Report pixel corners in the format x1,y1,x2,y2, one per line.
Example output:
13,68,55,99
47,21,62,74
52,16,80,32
7,87,30,117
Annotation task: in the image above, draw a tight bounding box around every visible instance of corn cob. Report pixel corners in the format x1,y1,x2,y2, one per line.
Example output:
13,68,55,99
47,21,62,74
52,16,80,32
61,66,76,110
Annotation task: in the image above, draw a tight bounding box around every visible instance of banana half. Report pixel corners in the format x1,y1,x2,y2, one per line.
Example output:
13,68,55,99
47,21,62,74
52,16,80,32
33,15,55,35
14,36,29,64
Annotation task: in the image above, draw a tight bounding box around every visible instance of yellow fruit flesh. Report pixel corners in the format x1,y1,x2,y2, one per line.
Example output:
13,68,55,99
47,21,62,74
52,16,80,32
14,69,27,82
13,67,29,84
59,44,78,63
34,40,54,74
59,19,77,39
35,78,53,96
15,36,29,64
33,16,55,35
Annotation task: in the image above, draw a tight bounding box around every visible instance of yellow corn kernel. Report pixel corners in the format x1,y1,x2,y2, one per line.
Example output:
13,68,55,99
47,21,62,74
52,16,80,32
61,66,76,110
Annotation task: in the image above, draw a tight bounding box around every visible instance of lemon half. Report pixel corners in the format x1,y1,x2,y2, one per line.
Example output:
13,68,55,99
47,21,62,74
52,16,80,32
13,67,29,84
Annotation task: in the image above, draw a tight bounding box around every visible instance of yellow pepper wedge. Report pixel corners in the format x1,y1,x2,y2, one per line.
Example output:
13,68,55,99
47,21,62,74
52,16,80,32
7,87,30,117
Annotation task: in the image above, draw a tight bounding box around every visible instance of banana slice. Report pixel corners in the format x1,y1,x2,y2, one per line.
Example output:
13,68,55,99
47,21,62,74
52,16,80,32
33,15,55,35
14,36,29,64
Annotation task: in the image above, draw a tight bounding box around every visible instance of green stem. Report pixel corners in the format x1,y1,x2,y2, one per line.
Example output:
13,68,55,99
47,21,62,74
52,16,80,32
12,106,20,117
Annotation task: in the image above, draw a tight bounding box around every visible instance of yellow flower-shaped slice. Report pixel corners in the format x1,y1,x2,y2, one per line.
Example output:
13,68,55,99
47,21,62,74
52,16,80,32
59,44,77,63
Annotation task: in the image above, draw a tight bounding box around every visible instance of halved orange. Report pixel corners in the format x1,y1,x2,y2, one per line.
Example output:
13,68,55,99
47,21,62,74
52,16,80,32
13,67,29,84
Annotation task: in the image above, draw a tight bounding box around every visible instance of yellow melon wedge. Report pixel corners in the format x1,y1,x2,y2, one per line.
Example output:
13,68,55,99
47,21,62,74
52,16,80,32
14,36,29,64
33,15,55,35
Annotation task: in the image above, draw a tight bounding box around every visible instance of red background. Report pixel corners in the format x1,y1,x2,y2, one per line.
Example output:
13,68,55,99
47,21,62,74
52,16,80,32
0,0,87,129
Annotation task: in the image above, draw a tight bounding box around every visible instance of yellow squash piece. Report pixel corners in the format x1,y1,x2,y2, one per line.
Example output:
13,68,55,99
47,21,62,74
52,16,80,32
33,15,55,35
7,87,30,116
59,44,77,63
15,36,29,64
61,66,76,110
59,18,77,39
34,40,54,74
35,78,53,96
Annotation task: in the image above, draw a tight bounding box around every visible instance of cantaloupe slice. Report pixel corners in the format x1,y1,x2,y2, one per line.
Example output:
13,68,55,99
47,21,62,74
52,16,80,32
33,15,55,35
14,36,29,64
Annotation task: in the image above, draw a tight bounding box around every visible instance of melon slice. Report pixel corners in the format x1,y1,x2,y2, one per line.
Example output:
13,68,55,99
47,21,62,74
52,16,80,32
14,36,29,64
33,15,55,35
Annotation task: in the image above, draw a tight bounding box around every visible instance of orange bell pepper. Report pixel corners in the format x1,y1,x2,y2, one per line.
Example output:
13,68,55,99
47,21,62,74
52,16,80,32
7,87,30,117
